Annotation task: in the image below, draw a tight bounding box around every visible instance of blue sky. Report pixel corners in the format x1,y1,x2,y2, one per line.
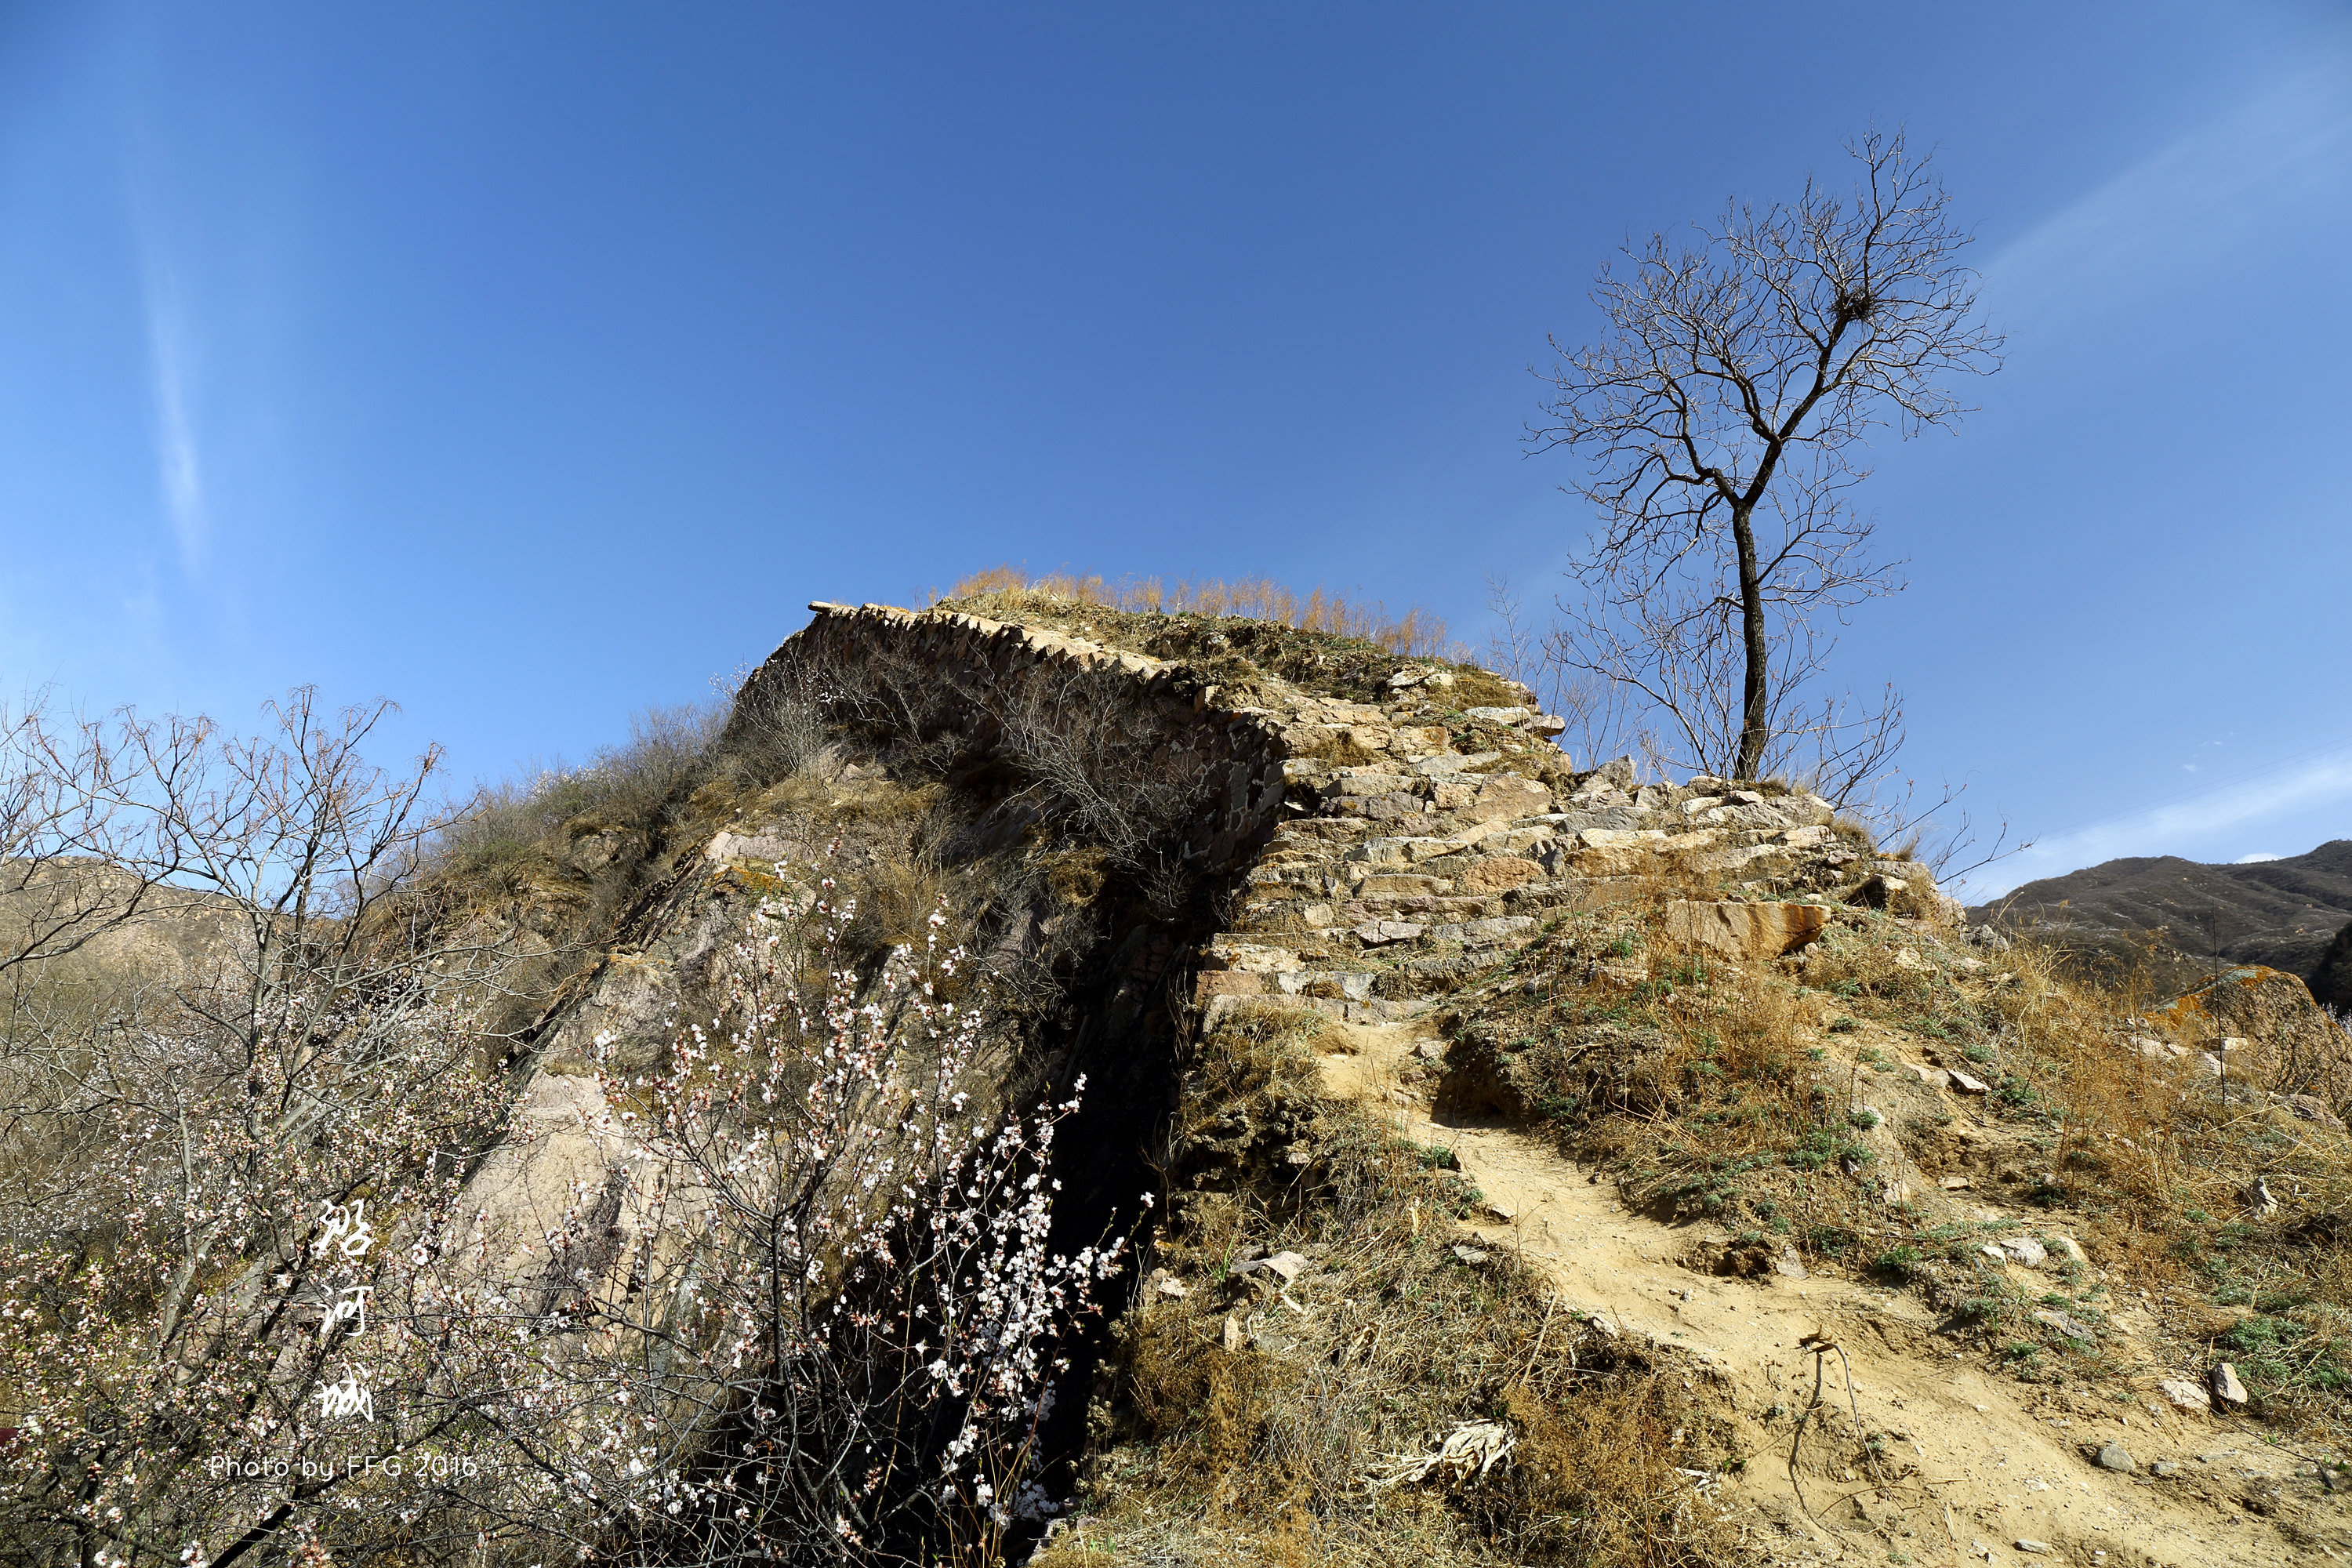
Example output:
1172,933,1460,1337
2,2,2347,898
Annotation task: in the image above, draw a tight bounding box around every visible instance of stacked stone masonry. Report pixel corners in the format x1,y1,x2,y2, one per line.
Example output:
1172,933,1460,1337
735,601,1296,875
745,601,1947,1028
1201,712,1916,1022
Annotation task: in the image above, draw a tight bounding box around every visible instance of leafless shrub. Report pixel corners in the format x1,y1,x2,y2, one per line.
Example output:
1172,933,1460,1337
1483,572,1602,760
0,691,1121,1568
777,635,1230,918
720,648,840,782
0,691,545,1568
991,664,1225,916
429,700,724,896
560,891,1126,1566
1,695,219,980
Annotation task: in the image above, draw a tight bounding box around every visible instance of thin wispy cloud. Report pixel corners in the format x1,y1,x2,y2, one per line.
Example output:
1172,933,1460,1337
1986,58,2352,321
140,252,206,573
1965,746,2352,902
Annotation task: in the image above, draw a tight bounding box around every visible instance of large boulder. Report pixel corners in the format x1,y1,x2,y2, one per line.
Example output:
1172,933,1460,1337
1664,898,1829,962
2151,965,2352,1109
1463,774,1553,822
2314,917,2352,1011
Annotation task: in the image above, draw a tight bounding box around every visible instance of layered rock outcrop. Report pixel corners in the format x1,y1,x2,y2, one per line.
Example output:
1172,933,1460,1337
463,598,1980,1488
527,598,1966,1114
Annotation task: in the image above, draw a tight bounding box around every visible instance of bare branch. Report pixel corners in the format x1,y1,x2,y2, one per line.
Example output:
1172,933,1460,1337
1530,127,2000,782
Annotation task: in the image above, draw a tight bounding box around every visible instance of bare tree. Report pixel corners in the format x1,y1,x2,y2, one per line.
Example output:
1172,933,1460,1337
0,692,558,1568
1529,127,2000,788
0,697,207,981
1,691,1127,1567
719,650,841,782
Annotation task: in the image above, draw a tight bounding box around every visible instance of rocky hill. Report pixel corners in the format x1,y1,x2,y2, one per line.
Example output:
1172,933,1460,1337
12,588,2352,1568
1972,841,2352,1007
735,595,2352,1565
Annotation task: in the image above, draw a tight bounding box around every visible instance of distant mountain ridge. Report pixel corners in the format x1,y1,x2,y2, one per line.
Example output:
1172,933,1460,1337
1972,840,2352,1007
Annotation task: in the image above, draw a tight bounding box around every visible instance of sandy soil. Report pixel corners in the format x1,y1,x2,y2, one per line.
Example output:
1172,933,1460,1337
1316,1018,2352,1567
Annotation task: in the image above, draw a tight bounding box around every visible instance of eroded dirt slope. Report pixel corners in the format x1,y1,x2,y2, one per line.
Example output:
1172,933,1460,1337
1321,1018,2352,1567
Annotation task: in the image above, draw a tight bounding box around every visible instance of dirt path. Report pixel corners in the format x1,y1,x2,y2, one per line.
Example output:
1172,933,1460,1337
1317,1018,2347,1567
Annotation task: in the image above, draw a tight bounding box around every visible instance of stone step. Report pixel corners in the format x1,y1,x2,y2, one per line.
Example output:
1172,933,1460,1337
1200,992,1414,1028
1345,913,1535,948
1326,794,1440,823
1501,877,1650,913
1247,864,1341,890
1339,894,1498,920
1230,901,1339,935
1347,872,1454,896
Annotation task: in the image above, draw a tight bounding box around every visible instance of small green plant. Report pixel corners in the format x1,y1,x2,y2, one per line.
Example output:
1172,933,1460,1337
2219,1313,2351,1394
1785,1128,1871,1171
1871,1244,1922,1281
1806,1223,1857,1258
1956,1292,2007,1327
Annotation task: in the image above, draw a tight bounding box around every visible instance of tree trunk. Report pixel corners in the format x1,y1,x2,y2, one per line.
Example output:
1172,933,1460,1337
1732,505,1769,780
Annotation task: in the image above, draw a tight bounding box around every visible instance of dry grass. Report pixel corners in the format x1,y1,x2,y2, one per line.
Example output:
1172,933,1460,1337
1959,942,2352,1429
1453,909,1881,1251
942,565,1458,660
926,572,1550,717
1443,869,2352,1443
1061,1004,1752,1568
1283,728,1384,768
426,701,727,911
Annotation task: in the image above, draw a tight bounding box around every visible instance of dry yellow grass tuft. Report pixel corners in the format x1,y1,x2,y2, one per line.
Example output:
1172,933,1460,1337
1439,862,2352,1443
941,564,1457,659
1059,1004,1749,1568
